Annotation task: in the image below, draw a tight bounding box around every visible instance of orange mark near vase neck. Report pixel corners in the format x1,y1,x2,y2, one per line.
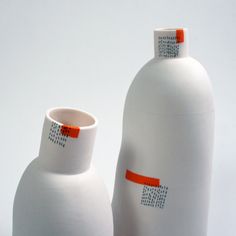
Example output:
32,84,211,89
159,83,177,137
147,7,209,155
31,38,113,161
176,29,184,43
125,169,160,187
61,125,80,138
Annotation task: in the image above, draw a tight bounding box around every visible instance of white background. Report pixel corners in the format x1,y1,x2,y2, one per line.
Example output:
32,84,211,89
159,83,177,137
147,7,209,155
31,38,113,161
0,0,235,235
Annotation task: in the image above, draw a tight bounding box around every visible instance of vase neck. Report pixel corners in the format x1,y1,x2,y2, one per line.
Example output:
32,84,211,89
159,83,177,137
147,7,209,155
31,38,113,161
38,108,97,174
154,28,189,59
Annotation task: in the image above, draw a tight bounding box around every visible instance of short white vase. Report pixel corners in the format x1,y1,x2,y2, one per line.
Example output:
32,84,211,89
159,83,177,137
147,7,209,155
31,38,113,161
13,107,113,236
112,28,214,236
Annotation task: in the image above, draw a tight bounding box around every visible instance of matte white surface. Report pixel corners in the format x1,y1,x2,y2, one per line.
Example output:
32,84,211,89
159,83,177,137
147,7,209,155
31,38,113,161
0,1,235,236
13,108,113,236
112,28,214,236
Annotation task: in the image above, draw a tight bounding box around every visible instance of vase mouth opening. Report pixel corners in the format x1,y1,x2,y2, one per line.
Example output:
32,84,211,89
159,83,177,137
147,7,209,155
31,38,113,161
154,27,188,34
154,27,187,32
46,107,97,130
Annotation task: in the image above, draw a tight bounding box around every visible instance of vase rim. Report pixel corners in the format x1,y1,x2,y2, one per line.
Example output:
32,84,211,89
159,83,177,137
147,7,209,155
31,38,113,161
46,107,98,130
154,27,187,32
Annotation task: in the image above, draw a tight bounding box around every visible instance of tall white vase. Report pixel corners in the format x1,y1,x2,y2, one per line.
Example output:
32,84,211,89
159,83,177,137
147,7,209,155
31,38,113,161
13,107,113,236
112,28,214,236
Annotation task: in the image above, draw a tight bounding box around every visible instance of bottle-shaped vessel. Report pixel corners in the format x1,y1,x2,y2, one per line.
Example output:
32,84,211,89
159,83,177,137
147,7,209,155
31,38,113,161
112,28,214,236
13,107,113,236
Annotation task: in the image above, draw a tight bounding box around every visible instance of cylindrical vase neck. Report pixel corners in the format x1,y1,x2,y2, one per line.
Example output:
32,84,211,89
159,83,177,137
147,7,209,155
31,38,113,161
38,107,97,174
154,28,189,59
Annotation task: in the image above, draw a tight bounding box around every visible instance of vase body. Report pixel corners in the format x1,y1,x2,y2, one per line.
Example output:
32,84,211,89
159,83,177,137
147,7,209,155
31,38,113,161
112,28,214,236
13,108,113,236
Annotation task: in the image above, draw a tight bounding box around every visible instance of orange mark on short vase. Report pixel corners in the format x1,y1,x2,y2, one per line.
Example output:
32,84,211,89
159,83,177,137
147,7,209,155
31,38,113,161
61,125,80,138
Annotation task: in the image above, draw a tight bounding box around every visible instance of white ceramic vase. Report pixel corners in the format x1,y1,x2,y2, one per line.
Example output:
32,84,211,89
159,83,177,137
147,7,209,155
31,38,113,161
112,28,214,236
13,107,113,236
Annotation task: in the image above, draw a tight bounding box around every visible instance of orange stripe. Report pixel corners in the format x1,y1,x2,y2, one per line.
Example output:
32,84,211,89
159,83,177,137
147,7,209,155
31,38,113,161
125,169,160,187
176,29,184,43
60,125,80,138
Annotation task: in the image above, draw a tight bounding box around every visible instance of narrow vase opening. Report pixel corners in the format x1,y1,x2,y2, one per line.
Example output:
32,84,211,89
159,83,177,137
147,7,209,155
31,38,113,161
47,107,97,128
155,28,184,31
